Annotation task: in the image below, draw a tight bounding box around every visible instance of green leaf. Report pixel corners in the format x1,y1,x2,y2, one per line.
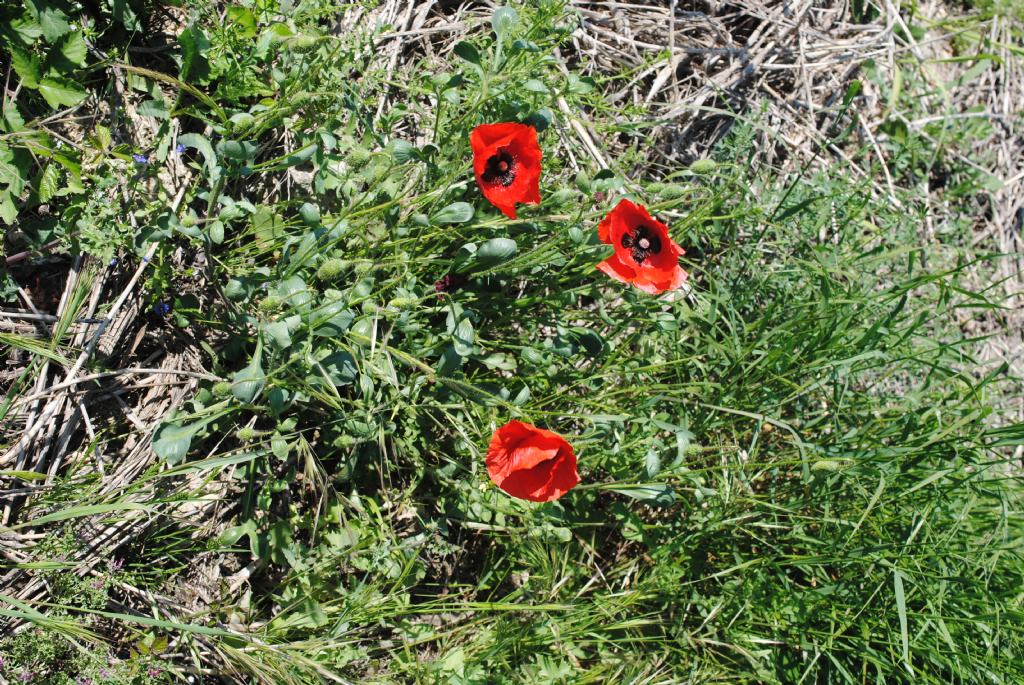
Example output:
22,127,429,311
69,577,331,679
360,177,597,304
262,320,291,351
299,202,320,225
491,7,519,38
158,450,258,476
271,434,289,460
391,139,416,163
319,351,357,387
226,6,257,38
0,191,16,225
137,98,169,119
2,103,26,133
178,25,211,83
177,132,218,182
27,0,71,42
431,202,474,225
37,77,86,109
13,503,151,531
232,352,267,403
644,446,661,479
207,219,224,244
524,79,548,93
37,163,60,203
472,237,517,270
58,31,88,66
452,317,475,356
894,570,911,674
110,0,142,31
152,421,204,465
9,46,41,88
605,484,676,506
453,41,481,67
9,18,44,44
219,139,260,163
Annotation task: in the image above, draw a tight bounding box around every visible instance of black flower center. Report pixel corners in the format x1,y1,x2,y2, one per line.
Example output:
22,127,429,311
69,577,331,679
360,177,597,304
482,149,516,187
621,225,662,264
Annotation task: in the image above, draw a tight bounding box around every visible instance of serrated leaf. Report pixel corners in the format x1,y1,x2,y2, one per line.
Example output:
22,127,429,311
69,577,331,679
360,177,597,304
137,99,169,119
431,202,474,225
0,192,17,225
2,104,26,133
58,31,88,66
10,18,44,44
28,0,71,42
38,163,60,203
38,77,86,109
111,0,141,31
9,46,41,89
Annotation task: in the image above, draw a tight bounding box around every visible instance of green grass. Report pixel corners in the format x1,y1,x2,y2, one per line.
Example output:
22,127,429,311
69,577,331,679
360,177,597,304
1,1,1022,683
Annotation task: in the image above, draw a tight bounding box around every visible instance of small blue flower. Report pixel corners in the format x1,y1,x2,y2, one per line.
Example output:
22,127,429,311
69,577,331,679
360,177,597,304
108,257,118,266
153,302,171,316
132,153,148,164
175,142,186,154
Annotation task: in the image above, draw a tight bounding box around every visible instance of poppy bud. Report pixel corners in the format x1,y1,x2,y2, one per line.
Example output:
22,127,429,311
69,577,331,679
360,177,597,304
236,427,257,441
259,295,283,312
317,258,346,281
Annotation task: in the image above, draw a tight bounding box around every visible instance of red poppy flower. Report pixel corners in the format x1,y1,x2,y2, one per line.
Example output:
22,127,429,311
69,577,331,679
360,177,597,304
596,199,688,295
486,420,579,502
470,123,542,219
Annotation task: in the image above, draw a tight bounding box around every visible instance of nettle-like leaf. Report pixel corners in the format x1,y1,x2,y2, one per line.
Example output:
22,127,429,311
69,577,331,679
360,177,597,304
9,46,41,88
57,30,87,67
26,0,71,42
37,163,60,203
37,76,86,109
137,98,169,119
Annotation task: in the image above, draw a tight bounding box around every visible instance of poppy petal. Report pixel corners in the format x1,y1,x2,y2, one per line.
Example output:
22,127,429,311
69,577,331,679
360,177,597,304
596,254,637,285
